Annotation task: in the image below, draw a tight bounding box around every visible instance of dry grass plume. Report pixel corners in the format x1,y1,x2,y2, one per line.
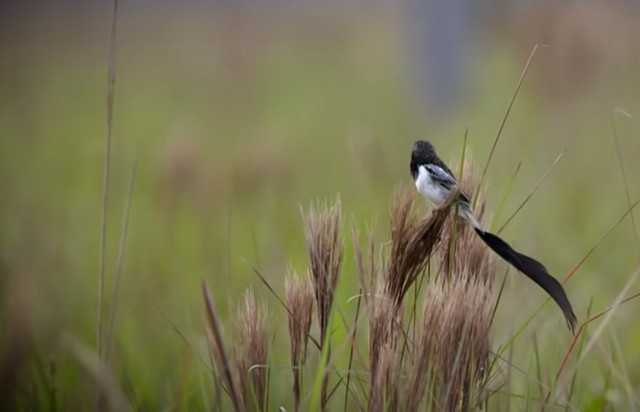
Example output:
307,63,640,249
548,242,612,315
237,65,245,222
301,198,344,410
234,289,269,411
202,157,499,411
285,270,315,411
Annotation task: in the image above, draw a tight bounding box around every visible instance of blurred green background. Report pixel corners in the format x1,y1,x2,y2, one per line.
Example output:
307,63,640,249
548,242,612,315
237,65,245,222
2,1,640,410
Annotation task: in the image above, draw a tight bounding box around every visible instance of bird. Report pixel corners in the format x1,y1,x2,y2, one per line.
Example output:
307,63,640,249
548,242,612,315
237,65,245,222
410,140,577,333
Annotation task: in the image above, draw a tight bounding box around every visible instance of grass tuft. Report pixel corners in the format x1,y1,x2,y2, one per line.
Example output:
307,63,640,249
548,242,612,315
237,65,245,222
234,289,269,411
301,198,344,410
285,270,315,411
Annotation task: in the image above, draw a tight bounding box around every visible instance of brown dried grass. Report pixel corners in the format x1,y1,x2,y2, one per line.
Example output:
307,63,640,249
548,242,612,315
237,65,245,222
285,270,315,411
384,187,458,309
301,198,344,410
301,199,344,341
202,157,497,411
234,289,269,411
404,157,496,411
354,185,462,411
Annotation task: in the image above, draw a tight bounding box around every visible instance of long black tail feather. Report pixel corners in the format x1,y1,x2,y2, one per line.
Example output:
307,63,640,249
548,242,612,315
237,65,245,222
474,228,577,333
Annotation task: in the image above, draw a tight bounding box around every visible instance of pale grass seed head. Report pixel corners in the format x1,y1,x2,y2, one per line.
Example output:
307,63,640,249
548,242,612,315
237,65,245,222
353,225,379,306
384,186,456,310
301,199,344,341
368,330,398,412
436,277,493,410
354,187,459,411
285,269,315,368
301,199,344,408
366,284,396,382
234,288,269,411
284,269,315,411
404,286,444,412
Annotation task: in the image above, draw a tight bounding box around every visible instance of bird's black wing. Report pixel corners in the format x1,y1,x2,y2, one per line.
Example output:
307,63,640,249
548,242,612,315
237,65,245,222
425,163,456,186
425,164,471,204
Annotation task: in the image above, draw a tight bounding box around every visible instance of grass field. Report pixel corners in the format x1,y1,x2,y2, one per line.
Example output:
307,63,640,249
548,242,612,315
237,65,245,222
2,4,640,411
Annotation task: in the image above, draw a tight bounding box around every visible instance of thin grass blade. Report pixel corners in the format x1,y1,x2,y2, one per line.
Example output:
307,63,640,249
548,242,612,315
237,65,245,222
475,44,538,208
490,162,522,232
202,281,243,412
498,201,639,356
105,151,138,362
497,151,563,235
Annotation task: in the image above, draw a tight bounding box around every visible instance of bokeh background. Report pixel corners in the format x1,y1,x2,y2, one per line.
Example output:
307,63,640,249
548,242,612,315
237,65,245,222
2,0,640,409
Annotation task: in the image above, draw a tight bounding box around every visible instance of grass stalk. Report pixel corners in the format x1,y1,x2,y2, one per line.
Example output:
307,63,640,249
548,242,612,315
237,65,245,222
475,44,538,208
496,151,564,235
96,1,119,409
202,281,244,412
98,0,119,362
497,201,638,357
105,151,138,363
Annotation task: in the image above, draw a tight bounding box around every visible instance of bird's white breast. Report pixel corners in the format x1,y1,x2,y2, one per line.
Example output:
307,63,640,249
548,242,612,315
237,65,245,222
415,165,449,207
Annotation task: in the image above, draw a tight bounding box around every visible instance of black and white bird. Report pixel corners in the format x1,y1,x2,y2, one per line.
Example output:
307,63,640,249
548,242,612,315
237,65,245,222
410,140,577,333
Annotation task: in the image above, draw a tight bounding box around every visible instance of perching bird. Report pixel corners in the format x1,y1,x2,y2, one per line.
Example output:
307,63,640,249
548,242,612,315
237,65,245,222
410,140,577,333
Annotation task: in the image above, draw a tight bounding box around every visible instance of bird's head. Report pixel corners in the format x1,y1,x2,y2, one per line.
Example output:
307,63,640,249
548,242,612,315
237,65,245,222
411,140,436,160
410,140,436,179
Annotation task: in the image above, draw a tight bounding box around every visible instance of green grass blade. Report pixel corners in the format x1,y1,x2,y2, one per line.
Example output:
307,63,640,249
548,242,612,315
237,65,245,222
490,162,521,233
611,111,640,262
307,309,335,412
497,201,638,357
497,151,563,235
448,128,468,278
475,44,538,209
